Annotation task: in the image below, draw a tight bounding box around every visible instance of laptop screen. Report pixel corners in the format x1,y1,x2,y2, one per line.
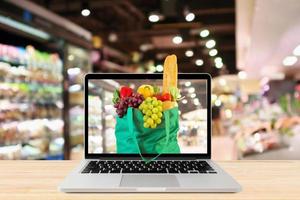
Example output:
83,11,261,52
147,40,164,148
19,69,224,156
87,77,208,155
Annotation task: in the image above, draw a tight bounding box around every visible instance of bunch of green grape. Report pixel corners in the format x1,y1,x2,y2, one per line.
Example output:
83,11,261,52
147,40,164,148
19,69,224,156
138,97,163,128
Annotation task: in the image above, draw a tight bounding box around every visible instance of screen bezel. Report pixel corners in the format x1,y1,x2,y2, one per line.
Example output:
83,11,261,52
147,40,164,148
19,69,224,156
84,73,212,160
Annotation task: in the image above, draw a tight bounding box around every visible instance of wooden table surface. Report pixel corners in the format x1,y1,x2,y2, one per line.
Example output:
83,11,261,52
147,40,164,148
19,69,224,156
0,160,299,200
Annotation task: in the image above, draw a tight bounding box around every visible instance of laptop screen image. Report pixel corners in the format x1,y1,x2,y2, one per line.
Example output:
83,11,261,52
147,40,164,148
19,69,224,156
87,78,208,155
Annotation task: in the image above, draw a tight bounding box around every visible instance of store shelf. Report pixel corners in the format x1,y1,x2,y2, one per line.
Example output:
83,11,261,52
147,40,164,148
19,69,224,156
0,43,64,160
65,44,91,154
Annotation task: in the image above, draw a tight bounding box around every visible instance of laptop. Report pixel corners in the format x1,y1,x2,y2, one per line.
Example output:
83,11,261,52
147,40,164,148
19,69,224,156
59,73,241,192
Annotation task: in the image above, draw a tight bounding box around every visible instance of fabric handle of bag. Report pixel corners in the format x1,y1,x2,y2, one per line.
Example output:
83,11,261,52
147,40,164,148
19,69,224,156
127,108,170,164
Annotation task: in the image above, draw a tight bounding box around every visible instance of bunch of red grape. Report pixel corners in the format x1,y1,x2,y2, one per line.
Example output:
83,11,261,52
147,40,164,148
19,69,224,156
114,93,144,118
114,100,128,118
127,93,144,108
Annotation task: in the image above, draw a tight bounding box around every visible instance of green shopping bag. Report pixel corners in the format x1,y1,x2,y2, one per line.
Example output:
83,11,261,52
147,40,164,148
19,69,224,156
115,107,180,162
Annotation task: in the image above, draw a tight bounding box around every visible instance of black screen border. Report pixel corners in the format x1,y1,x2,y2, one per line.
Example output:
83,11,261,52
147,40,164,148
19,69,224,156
84,73,212,160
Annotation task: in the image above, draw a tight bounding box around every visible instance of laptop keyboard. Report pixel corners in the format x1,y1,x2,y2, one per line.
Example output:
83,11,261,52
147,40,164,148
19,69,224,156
81,160,217,174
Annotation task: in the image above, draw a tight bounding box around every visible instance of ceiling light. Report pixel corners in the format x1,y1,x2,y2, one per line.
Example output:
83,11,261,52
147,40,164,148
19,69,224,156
172,35,183,44
193,98,200,106
81,1,91,17
185,81,191,87
200,29,209,38
282,56,298,66
69,84,81,92
156,53,168,60
214,99,222,107
182,99,188,104
150,65,156,72
185,50,194,57
140,43,153,52
219,78,226,86
293,45,300,56
195,59,204,66
212,94,217,101
156,64,163,72
214,57,222,63
238,71,247,79
140,44,148,52
81,9,90,17
67,67,81,76
185,12,195,22
209,49,218,56
108,33,118,42
205,39,216,48
148,65,156,73
188,87,195,93
190,93,196,98
68,54,74,61
148,14,160,22
214,56,223,68
215,62,223,69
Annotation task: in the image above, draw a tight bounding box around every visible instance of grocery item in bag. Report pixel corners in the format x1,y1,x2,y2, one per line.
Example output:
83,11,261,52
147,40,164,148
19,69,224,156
113,54,183,161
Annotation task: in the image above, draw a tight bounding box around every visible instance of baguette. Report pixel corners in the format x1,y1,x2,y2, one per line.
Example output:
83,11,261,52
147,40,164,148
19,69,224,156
162,54,178,94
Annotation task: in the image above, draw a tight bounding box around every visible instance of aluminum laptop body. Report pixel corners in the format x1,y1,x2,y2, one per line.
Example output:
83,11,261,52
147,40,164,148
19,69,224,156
59,73,241,192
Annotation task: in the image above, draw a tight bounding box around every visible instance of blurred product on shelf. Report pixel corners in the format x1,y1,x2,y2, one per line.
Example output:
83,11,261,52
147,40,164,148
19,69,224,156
0,0,92,160
0,119,64,159
0,44,63,83
211,75,300,159
69,106,84,146
178,113,207,153
0,43,64,160
212,106,224,136
87,95,104,153
66,45,91,153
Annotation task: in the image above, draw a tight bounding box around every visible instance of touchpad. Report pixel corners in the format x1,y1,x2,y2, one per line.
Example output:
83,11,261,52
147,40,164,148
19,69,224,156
120,175,179,187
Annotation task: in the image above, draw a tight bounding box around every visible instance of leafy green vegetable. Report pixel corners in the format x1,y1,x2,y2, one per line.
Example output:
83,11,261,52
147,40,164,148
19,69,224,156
112,89,120,104
169,87,181,101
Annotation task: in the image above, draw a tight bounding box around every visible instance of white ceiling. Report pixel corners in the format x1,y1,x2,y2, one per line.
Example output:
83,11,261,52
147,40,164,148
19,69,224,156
236,0,300,79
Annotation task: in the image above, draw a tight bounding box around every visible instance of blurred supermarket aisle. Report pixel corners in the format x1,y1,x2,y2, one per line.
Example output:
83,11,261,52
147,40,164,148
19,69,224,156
0,0,299,160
